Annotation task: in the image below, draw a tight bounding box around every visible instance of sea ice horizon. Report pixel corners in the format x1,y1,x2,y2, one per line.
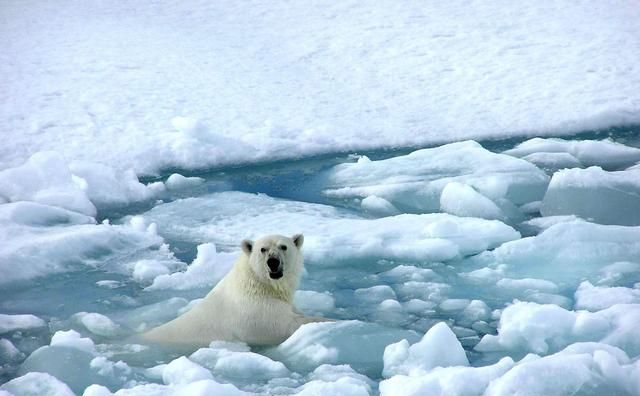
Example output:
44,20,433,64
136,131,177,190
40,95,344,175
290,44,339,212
2,0,640,395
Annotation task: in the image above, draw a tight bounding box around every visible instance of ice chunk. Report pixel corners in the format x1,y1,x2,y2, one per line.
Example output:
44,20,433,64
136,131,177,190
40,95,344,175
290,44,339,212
0,338,22,362
380,357,514,396
69,160,155,210
354,285,397,304
520,152,582,172
574,281,640,311
0,202,95,226
496,278,559,293
295,377,371,396
190,341,289,381
485,344,639,396
294,291,336,315
598,261,640,286
438,299,470,312
504,138,640,170
71,312,120,337
266,321,419,376
469,221,640,287
146,243,236,291
541,167,640,225
162,356,212,385
0,151,96,216
383,322,468,377
0,314,46,334
164,173,205,190
439,182,504,220
50,330,96,354
82,379,248,396
322,141,549,213
1,372,74,396
360,195,400,216
518,214,584,235
139,191,520,263
0,218,171,285
475,301,640,356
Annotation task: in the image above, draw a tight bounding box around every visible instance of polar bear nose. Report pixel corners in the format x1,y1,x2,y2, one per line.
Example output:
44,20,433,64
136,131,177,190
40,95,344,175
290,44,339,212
267,257,280,271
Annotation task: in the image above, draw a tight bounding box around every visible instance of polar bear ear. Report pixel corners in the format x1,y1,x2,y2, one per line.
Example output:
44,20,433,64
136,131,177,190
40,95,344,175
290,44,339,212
292,234,304,249
241,239,253,255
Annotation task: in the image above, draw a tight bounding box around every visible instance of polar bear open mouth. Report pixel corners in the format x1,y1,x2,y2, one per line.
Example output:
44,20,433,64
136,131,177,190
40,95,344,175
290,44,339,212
269,270,284,279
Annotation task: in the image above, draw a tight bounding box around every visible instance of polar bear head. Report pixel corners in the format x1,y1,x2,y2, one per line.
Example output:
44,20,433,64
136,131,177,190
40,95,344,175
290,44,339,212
241,234,304,287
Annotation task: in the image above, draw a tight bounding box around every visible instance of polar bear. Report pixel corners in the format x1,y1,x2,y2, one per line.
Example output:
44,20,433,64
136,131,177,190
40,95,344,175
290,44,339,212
142,234,331,346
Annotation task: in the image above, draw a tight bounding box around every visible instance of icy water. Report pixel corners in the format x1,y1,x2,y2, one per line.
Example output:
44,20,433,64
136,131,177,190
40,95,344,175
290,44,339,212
2,127,640,395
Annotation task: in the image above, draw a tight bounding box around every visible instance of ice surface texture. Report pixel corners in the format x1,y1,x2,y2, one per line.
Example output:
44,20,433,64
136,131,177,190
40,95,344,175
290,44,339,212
321,141,549,219
2,1,640,174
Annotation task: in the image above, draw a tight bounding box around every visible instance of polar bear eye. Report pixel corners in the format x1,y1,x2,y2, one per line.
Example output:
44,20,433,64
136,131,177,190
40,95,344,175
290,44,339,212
260,247,267,253
280,245,287,251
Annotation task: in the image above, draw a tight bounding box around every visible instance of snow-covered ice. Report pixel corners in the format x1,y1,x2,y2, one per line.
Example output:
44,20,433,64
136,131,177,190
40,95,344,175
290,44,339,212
2,0,640,395
504,138,640,171
2,1,640,175
320,141,549,218
541,166,640,225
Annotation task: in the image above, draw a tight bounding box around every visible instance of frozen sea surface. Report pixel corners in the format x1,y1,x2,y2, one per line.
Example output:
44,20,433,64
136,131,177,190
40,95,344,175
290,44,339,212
2,0,640,174
2,129,640,395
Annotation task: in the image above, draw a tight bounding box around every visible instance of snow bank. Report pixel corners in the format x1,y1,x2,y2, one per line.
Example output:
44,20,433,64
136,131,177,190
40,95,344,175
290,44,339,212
541,167,640,226
3,1,640,174
504,138,640,170
322,141,548,217
139,191,520,264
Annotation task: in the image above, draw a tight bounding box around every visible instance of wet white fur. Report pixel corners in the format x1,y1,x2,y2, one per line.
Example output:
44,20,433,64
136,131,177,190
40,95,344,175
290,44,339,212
142,234,331,346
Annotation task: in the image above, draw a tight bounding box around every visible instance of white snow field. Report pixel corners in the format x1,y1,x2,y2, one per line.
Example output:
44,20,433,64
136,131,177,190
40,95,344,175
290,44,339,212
2,0,640,395
2,0,640,175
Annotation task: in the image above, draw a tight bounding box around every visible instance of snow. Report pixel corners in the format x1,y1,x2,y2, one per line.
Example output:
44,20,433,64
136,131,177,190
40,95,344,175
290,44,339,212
574,282,640,311
2,1,640,393
190,341,290,381
383,322,469,377
321,141,549,215
0,152,97,217
3,1,640,175
164,173,205,190
162,356,212,385
475,302,640,356
541,166,640,225
380,357,514,396
50,330,96,354
484,345,640,396
0,372,75,396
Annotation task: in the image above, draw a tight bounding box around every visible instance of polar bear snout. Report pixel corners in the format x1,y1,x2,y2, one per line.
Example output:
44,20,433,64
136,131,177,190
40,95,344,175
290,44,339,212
267,257,283,279
267,257,281,271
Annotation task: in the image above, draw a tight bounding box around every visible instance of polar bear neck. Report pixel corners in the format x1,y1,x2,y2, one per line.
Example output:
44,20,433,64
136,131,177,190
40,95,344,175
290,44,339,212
234,255,299,304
